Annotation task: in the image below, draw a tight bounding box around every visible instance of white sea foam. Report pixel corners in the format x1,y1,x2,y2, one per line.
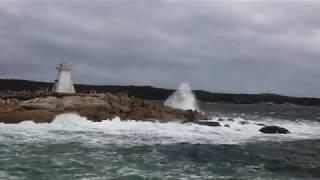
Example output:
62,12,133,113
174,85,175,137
0,113,320,147
164,82,199,111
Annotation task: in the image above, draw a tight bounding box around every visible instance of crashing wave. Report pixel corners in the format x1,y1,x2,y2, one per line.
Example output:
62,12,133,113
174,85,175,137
164,82,199,111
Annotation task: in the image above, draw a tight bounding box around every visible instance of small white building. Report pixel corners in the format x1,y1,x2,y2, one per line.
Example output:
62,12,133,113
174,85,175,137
52,63,76,94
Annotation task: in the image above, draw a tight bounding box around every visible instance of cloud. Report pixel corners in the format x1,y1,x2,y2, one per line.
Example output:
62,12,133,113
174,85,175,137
0,1,320,97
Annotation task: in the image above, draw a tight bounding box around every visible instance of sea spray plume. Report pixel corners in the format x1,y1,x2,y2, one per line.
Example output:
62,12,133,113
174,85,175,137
164,82,199,111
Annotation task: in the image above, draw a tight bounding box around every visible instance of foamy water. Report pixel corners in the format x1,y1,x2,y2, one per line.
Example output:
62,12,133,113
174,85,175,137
1,113,320,147
1,103,320,179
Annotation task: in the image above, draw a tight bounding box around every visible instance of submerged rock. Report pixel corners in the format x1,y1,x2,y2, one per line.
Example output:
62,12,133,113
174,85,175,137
254,123,267,127
197,121,221,127
239,121,250,125
259,126,290,134
227,118,234,122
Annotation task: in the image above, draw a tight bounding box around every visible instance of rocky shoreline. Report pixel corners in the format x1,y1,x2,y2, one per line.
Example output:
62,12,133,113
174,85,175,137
0,93,291,134
0,93,208,124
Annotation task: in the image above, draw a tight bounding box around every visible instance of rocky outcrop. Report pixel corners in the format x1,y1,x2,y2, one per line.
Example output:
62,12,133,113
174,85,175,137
0,110,57,123
0,93,208,124
259,126,290,134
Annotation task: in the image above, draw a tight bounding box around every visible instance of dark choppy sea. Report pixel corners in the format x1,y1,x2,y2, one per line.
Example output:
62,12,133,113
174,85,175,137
1,103,320,179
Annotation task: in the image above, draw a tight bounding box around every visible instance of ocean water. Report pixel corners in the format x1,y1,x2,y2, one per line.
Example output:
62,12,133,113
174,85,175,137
1,103,320,179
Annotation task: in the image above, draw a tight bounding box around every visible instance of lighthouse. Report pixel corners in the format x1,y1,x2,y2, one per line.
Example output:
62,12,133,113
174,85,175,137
53,63,76,94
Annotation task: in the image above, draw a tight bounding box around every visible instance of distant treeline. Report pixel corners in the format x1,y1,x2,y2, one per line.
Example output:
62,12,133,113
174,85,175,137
1,79,320,106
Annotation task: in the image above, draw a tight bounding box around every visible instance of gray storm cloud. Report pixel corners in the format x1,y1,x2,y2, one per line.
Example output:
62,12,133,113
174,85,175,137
0,1,320,97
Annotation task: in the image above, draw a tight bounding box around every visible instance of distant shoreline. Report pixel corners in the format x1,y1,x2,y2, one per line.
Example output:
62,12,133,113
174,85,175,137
1,79,320,107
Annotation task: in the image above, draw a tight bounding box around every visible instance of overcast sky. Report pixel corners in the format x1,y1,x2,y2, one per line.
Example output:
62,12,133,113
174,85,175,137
0,1,320,97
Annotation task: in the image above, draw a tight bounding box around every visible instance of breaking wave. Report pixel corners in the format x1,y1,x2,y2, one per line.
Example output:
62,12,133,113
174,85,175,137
164,82,199,111
1,113,320,147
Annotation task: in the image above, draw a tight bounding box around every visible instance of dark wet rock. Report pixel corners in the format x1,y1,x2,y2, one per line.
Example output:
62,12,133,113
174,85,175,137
239,121,250,125
197,121,221,127
259,126,290,134
255,123,267,127
183,110,197,122
227,118,234,122
217,118,225,121
224,124,230,128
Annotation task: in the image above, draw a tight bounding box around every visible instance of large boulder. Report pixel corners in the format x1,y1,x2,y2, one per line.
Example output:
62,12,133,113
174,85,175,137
20,96,59,111
61,96,111,110
259,126,290,134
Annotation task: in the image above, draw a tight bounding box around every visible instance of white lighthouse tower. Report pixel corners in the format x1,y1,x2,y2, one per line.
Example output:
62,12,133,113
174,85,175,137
53,63,76,94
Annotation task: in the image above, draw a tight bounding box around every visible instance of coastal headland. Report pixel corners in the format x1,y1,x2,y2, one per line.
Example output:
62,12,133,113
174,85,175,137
1,79,320,107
